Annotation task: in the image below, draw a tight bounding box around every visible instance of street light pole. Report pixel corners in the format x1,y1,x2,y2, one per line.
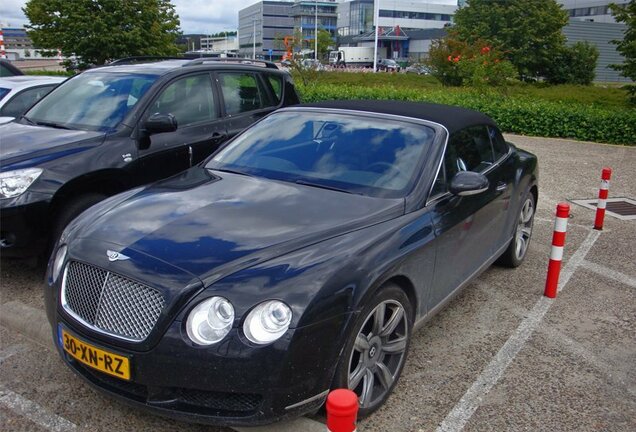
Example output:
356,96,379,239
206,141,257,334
314,0,318,60
253,18,256,59
373,0,379,72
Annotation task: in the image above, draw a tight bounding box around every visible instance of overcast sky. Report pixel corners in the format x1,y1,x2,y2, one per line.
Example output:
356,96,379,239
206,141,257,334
0,0,264,34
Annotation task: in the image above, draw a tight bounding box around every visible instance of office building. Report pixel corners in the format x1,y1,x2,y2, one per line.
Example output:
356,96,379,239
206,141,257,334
558,0,630,24
238,1,295,59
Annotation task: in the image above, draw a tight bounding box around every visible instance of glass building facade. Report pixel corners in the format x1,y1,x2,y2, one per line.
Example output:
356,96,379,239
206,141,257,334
337,0,375,37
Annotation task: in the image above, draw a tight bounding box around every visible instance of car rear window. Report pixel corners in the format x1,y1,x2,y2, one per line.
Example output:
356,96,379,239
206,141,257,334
267,75,282,104
218,73,269,115
208,110,435,198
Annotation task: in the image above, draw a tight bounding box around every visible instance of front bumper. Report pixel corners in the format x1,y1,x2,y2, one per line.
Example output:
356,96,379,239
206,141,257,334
49,309,352,426
0,192,52,258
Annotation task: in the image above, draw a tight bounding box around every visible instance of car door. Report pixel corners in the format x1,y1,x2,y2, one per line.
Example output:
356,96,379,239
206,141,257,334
215,71,276,139
488,125,516,253
136,73,226,185
427,125,502,309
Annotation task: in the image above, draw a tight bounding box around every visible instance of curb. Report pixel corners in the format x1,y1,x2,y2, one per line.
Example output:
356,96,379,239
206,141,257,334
0,301,327,432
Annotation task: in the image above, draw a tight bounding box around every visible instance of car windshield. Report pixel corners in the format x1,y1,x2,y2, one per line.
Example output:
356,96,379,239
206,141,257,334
207,111,435,198
24,72,157,131
0,88,10,101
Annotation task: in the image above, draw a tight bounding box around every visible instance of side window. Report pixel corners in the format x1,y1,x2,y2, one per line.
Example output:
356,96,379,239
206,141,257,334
151,74,217,127
218,73,265,115
430,162,447,196
446,126,495,177
267,74,283,104
488,125,509,161
0,86,55,117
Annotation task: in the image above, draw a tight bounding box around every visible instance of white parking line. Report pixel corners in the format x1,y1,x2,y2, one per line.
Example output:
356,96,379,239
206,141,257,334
581,259,636,289
0,345,78,431
436,229,601,432
0,387,78,432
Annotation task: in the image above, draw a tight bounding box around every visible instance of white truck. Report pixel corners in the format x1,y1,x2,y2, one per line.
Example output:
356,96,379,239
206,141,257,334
329,46,387,68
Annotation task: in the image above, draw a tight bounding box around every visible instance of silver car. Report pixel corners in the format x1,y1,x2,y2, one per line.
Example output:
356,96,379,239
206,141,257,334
0,75,66,124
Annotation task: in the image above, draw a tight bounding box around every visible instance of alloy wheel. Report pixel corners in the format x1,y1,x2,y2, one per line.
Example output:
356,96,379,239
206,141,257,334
515,197,535,261
347,300,408,409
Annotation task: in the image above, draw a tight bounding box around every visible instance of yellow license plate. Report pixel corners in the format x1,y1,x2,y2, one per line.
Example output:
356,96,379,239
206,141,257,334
60,327,131,381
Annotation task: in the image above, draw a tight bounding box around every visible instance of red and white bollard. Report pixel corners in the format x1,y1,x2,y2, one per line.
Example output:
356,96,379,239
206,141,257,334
0,30,6,59
326,389,358,432
594,167,612,231
544,203,570,298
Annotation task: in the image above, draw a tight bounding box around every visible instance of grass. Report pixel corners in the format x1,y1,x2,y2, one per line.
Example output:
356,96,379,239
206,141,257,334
310,71,632,109
295,71,636,145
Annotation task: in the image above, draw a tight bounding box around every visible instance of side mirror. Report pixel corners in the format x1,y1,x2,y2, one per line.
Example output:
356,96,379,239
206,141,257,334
144,113,177,135
449,171,489,196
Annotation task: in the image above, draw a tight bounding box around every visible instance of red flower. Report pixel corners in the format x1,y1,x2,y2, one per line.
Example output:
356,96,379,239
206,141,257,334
453,56,460,63
447,55,453,62
481,46,491,55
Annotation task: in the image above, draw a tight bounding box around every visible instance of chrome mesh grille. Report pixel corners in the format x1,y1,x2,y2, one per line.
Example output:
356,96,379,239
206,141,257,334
62,261,165,341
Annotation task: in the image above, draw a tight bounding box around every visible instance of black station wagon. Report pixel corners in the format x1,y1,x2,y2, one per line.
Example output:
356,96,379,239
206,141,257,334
45,101,538,426
0,58,299,258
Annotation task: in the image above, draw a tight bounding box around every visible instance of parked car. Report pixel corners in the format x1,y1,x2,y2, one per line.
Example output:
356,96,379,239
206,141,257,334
45,100,538,425
0,57,300,258
405,64,430,75
0,76,66,124
377,58,400,72
300,59,324,71
0,59,24,77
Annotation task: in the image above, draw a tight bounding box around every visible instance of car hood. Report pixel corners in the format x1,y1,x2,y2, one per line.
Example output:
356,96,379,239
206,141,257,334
76,167,404,285
0,122,105,169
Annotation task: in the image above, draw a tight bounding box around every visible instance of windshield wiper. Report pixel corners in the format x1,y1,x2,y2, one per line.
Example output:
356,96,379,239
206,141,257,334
33,120,72,130
210,168,252,177
20,115,36,125
295,179,360,195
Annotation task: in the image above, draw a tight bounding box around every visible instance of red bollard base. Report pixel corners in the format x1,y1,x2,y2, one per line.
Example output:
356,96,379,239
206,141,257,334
326,389,359,432
544,259,562,298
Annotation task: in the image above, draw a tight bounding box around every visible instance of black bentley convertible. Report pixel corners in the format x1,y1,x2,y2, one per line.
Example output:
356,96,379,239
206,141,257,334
45,100,538,425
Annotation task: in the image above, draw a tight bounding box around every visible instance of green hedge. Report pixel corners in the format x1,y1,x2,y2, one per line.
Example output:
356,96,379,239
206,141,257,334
297,84,636,145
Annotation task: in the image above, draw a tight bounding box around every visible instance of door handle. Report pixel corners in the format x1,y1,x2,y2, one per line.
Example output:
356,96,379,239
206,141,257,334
211,132,227,141
496,181,508,192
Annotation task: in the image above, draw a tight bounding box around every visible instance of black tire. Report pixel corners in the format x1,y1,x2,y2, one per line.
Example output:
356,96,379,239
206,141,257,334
497,192,535,268
332,284,413,417
47,193,106,259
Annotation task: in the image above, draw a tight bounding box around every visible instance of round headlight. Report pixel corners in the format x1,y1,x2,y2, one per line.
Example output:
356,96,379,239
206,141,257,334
186,297,234,345
51,244,67,283
243,300,292,345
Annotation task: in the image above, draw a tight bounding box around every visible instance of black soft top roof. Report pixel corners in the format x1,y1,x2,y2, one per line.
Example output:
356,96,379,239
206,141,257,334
298,100,497,134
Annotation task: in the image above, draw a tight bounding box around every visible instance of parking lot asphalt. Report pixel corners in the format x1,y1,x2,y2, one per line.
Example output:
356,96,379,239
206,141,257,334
1,134,634,431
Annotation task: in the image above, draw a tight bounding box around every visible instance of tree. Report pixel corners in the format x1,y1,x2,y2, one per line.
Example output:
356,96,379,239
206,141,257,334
545,41,599,85
426,36,518,87
23,0,181,66
316,29,334,59
453,0,569,79
609,1,636,102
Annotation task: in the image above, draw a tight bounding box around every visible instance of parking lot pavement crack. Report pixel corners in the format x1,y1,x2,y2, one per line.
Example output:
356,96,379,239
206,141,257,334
436,229,601,432
0,385,78,432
